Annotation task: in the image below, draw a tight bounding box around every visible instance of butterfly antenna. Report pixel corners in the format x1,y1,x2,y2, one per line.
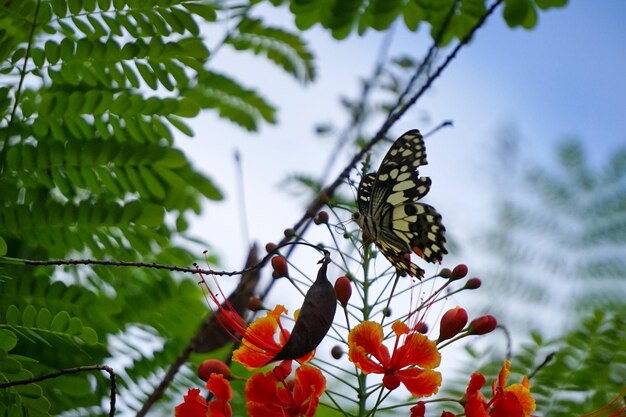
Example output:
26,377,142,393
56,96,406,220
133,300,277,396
424,120,454,138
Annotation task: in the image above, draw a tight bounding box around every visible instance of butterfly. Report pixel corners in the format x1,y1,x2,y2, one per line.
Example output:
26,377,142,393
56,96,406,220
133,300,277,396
352,129,447,278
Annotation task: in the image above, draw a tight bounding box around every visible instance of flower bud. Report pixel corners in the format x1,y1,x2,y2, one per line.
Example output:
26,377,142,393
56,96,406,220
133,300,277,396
439,268,451,278
334,276,352,308
467,315,497,335
271,256,288,278
265,242,277,253
449,264,468,280
438,307,468,342
314,210,329,225
248,296,262,312
413,321,429,334
441,412,456,417
283,228,295,238
331,345,344,359
410,402,425,417
465,277,482,289
383,307,392,317
198,359,230,381
383,374,400,391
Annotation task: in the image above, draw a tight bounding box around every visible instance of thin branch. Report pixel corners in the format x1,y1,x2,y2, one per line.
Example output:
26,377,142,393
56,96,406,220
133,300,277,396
0,365,116,417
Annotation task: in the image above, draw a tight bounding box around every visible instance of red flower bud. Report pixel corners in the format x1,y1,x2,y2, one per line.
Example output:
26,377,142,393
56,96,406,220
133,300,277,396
467,315,497,335
334,276,352,307
331,345,344,359
248,296,262,312
383,374,401,391
410,402,426,417
438,307,468,342
439,268,452,278
265,242,278,253
271,256,288,278
198,359,230,381
449,264,468,280
314,210,329,225
413,321,429,334
465,277,482,289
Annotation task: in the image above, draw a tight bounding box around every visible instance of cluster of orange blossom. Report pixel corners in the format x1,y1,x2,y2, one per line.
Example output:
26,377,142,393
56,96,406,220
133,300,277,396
175,212,535,417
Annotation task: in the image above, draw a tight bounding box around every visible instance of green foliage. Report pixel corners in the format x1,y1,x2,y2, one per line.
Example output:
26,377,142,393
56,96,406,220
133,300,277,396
266,0,568,41
0,0,316,414
479,138,626,333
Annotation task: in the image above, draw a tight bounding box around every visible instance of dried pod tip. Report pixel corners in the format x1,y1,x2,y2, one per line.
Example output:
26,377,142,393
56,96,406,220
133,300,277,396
438,306,468,342
334,276,352,307
248,296,262,312
314,210,329,225
271,256,288,278
413,321,429,334
198,359,231,382
468,315,498,335
331,345,344,360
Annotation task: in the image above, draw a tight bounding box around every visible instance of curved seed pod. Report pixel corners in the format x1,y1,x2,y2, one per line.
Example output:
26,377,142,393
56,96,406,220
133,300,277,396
271,253,336,361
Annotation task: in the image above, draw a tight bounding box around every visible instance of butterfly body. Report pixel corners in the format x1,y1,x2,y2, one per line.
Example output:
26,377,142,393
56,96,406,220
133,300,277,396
353,129,447,278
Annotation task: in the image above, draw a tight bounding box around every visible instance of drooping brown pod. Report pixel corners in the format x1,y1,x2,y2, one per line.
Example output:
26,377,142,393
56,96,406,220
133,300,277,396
271,252,336,361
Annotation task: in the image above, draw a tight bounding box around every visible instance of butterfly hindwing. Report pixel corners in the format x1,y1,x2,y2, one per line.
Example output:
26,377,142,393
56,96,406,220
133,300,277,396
354,129,447,278
357,173,376,214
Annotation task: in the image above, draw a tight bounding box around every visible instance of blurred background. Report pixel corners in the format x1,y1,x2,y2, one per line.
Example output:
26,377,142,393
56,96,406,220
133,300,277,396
181,0,626,338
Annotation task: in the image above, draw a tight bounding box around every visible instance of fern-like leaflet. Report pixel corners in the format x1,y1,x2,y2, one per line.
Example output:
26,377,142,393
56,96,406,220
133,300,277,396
352,129,447,278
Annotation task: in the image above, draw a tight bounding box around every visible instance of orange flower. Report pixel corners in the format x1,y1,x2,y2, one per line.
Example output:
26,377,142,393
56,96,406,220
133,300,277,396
232,305,314,369
175,373,232,417
347,321,442,397
464,360,535,417
245,362,326,417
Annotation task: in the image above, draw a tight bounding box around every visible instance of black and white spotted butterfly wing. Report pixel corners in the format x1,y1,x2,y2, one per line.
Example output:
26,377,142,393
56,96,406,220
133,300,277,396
356,129,447,277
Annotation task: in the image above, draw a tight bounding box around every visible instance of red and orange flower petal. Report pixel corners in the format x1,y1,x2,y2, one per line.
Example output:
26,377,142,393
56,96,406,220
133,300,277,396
391,320,410,336
494,359,511,393
397,368,442,398
391,333,440,370
245,371,283,417
233,305,287,368
205,374,232,417
505,377,535,416
175,388,207,417
348,321,389,374
464,373,489,417
492,391,526,417
245,364,326,417
466,372,486,394
292,365,326,403
292,365,326,417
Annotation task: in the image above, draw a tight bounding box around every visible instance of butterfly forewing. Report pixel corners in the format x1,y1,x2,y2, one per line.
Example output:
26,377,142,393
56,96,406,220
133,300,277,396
355,129,447,278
